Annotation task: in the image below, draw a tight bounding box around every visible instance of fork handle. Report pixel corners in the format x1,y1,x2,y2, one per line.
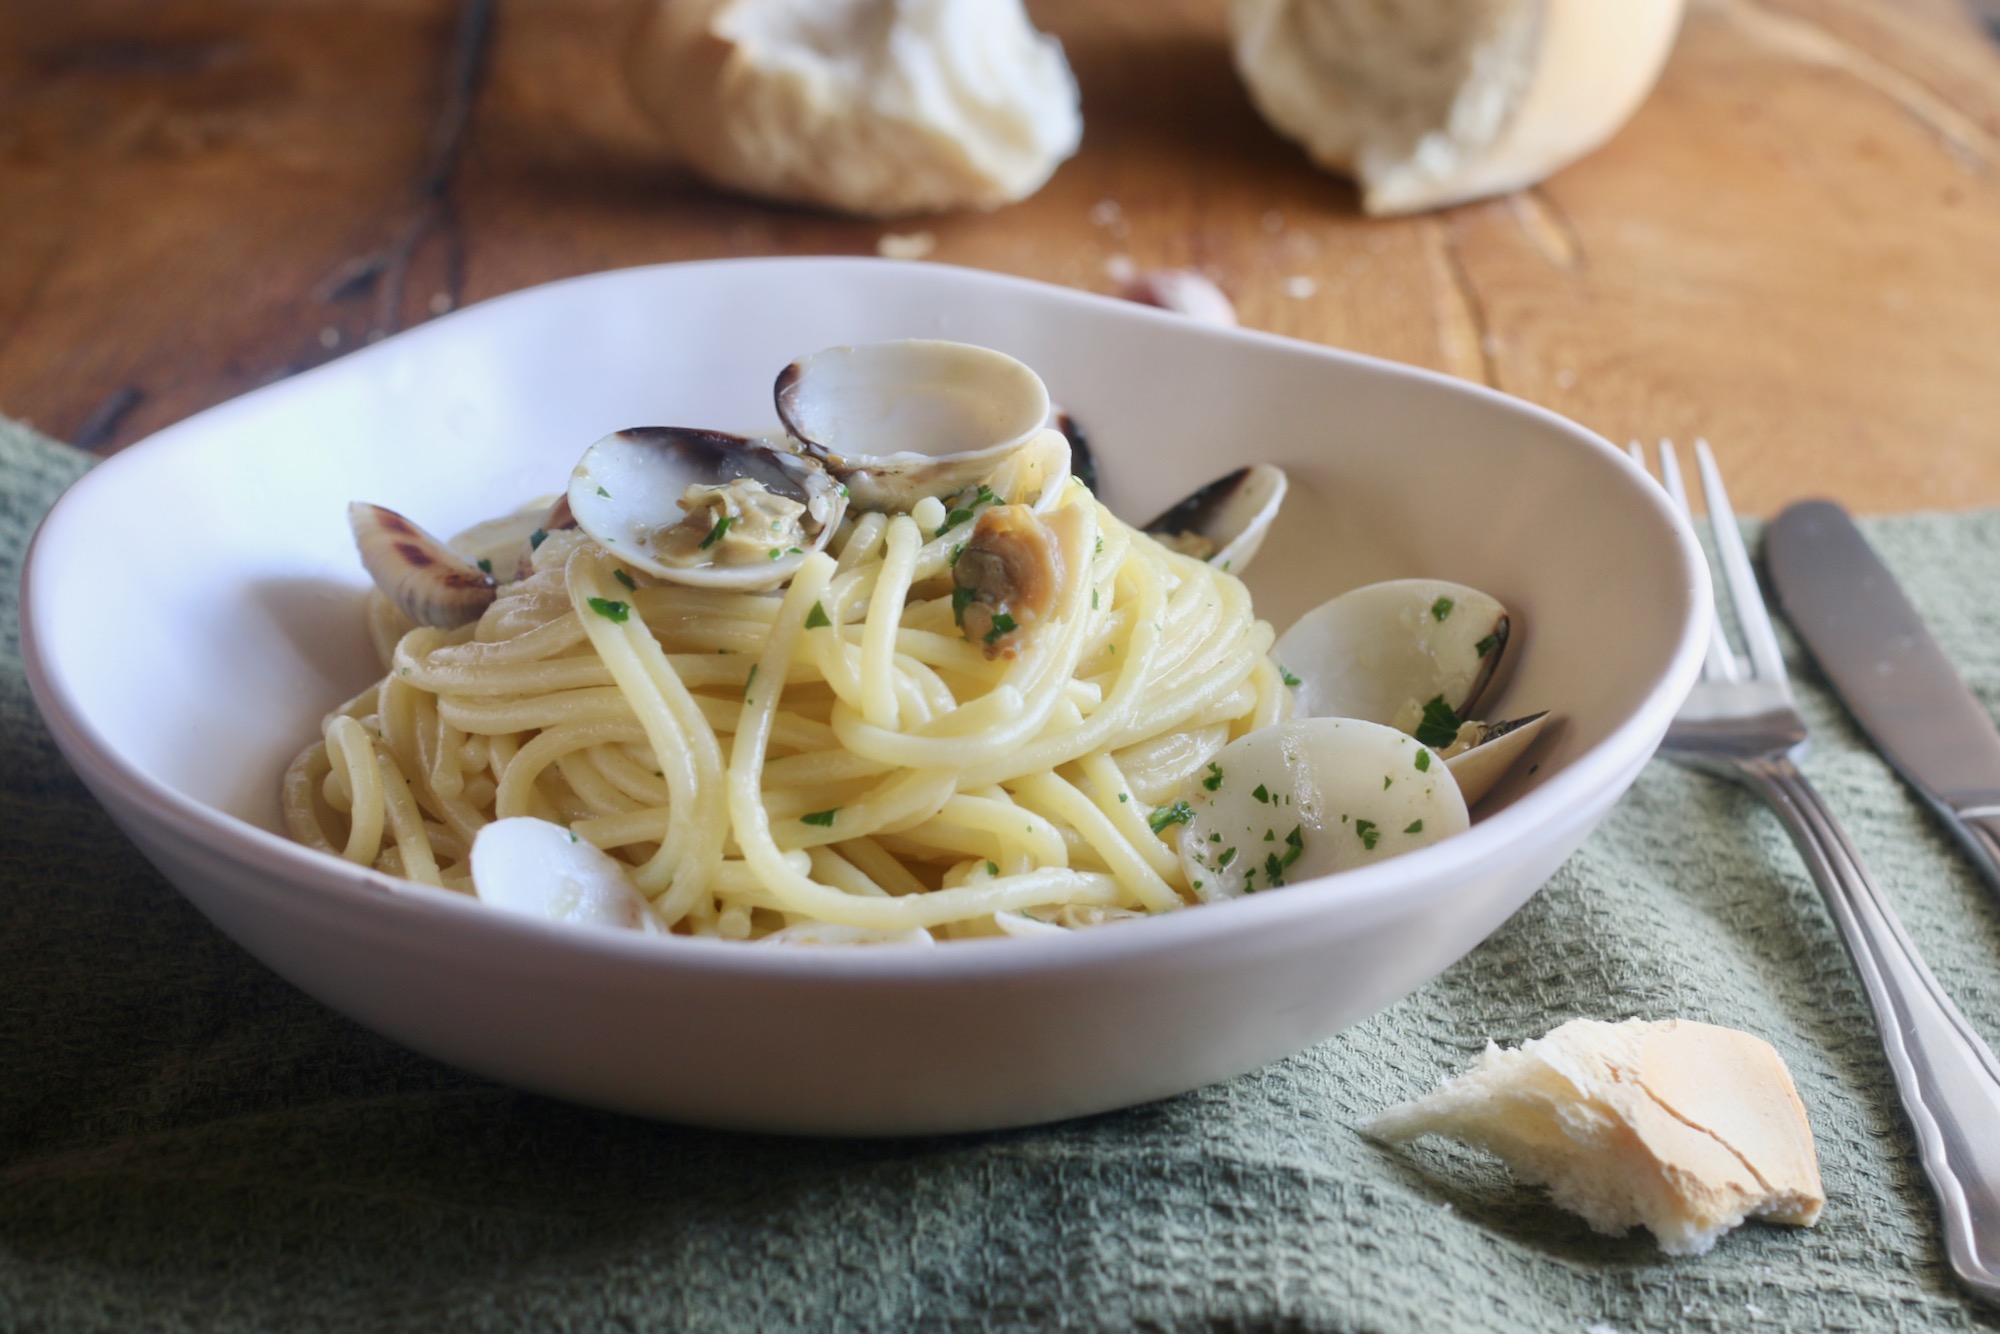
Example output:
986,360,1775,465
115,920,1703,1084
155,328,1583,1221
1748,755,2000,1302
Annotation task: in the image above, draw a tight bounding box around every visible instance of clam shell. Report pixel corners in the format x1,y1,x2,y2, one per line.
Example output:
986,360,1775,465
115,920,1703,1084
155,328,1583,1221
1142,463,1287,573
568,427,846,590
1273,579,1508,725
347,501,497,629
775,340,1052,511
1444,711,1551,806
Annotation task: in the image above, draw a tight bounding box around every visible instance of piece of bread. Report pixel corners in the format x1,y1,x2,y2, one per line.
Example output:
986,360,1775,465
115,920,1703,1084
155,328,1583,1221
628,0,1082,218
1366,1018,1823,1255
1230,0,1684,216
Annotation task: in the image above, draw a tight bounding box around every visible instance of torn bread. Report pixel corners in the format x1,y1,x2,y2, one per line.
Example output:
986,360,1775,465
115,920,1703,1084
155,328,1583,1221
628,0,1082,218
1230,0,1684,215
1366,1018,1823,1255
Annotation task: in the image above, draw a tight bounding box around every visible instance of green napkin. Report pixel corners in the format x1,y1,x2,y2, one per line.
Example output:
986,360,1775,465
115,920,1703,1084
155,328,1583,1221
6,417,2000,1332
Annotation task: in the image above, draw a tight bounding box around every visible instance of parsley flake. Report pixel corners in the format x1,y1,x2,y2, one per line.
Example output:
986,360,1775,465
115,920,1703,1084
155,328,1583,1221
986,861,999,876
1252,783,1271,804
1413,695,1463,748
476,557,493,574
1202,762,1224,792
984,612,1018,645
1382,775,1392,790
1431,596,1455,621
1404,819,1425,834
699,515,733,550
1218,846,1238,868
596,486,611,498
1148,802,1193,834
805,602,831,629
951,586,977,625
529,527,548,549
1279,665,1302,688
801,808,840,827
1355,819,1380,851
744,664,758,697
613,568,637,590
587,597,629,623
1475,632,1500,658
1415,750,1432,772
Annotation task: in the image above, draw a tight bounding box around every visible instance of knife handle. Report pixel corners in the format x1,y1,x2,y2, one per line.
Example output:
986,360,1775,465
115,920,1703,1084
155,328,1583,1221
1752,757,2000,1303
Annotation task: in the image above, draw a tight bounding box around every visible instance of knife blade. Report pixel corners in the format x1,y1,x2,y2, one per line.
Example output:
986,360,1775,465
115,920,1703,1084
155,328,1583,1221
1766,498,2000,894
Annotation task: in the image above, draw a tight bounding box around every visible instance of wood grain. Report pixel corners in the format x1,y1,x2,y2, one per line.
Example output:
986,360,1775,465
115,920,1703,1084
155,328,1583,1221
2,0,1997,515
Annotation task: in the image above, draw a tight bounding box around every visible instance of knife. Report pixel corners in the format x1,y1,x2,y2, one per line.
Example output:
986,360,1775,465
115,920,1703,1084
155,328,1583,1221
1766,499,2000,894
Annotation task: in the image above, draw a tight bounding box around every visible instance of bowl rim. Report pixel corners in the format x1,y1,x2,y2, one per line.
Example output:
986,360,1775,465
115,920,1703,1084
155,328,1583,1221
19,256,1713,983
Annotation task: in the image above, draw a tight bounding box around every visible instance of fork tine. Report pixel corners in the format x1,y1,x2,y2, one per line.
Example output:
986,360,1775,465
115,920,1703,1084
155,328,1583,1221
1691,438,1787,684
1651,440,1742,683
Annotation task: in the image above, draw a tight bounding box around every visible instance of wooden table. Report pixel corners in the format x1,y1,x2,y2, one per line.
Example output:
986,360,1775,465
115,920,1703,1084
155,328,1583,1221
4,0,1998,516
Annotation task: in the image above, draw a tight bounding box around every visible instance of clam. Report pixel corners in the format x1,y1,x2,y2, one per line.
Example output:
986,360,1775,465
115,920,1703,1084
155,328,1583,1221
774,340,1052,511
567,427,847,590
348,502,497,629
1272,579,1549,806
1175,718,1469,901
1273,579,1508,725
470,817,664,934
1141,464,1287,573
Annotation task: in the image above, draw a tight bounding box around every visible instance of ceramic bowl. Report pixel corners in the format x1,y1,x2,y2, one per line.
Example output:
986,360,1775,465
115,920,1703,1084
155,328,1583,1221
21,258,1709,1135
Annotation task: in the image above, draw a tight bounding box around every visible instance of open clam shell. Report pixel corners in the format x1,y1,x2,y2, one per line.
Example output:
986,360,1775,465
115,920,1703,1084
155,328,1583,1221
774,340,1052,512
1142,463,1287,573
1273,579,1509,725
568,427,846,590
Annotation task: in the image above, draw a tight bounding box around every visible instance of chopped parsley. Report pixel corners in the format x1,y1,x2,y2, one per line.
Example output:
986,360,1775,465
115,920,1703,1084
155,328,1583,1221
1431,596,1455,622
1218,846,1238,868
1383,775,1392,790
1094,536,1104,556
1251,784,1271,804
984,612,1018,645
934,485,998,537
699,515,733,550
1413,695,1463,749
476,557,493,574
805,601,831,629
1263,830,1275,841
951,586,977,625
800,808,840,827
529,527,548,549
1202,762,1224,792
986,861,999,876
1263,853,1288,888
1415,750,1432,773
744,664,758,697
1091,589,1099,610
768,547,784,560
1148,801,1193,834
1355,818,1380,851
1278,665,1302,688
949,543,965,566
1404,819,1425,835
596,486,611,498
613,568,637,590
586,597,629,623
1118,793,1129,803
1475,632,1500,658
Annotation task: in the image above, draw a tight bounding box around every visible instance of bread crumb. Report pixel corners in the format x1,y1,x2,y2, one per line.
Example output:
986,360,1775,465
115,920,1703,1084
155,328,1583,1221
1365,1018,1824,1256
877,231,937,261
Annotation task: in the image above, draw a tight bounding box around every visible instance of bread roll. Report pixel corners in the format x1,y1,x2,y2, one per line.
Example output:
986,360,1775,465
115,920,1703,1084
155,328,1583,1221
629,0,1083,218
1231,0,1684,215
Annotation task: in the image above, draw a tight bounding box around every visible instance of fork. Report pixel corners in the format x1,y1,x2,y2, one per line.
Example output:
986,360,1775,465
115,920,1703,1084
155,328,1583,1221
1636,439,2000,1302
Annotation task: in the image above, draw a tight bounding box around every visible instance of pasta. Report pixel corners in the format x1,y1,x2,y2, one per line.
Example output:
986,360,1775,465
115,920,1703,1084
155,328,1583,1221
283,470,1286,941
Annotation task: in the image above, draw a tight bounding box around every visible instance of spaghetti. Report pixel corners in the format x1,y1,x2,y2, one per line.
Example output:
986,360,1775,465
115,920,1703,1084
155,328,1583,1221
283,472,1284,940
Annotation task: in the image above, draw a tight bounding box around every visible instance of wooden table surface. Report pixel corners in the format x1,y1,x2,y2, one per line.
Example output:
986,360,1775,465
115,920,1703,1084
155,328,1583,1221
4,0,1998,516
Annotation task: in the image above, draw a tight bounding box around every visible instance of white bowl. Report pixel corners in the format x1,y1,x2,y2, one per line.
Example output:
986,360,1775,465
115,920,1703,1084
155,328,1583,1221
22,258,1709,1135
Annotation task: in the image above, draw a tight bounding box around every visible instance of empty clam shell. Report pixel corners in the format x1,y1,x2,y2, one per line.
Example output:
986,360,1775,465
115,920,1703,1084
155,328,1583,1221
348,501,498,629
568,427,847,590
1142,463,1287,573
774,340,1052,511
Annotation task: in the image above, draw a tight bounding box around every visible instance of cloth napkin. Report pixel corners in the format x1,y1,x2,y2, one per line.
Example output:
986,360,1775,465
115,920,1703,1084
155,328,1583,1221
6,415,2000,1334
